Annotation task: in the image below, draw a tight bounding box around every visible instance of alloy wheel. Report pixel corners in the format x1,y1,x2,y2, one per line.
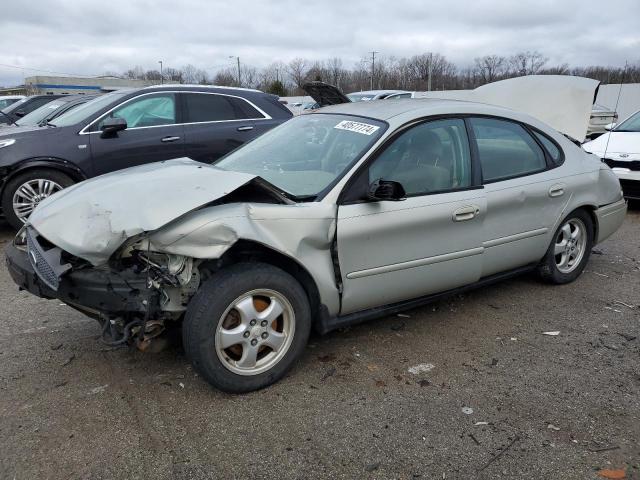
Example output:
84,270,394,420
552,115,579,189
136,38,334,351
214,289,295,376
12,178,63,222
554,218,587,274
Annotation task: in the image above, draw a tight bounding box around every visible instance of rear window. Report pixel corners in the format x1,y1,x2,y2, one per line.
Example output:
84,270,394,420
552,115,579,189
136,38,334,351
470,117,547,182
183,93,264,123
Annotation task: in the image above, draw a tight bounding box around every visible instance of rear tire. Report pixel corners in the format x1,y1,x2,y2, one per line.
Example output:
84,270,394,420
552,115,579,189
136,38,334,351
2,169,74,230
537,209,594,284
183,263,311,393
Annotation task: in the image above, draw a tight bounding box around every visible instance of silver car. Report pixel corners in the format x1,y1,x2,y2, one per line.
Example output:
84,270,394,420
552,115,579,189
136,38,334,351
6,99,627,392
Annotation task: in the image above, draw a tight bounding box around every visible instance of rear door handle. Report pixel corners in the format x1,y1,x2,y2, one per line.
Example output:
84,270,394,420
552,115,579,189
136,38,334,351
549,184,565,197
237,125,254,132
161,136,181,143
453,205,480,222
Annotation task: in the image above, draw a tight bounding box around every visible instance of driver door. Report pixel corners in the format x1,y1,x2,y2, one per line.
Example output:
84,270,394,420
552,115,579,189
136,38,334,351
88,92,185,176
336,118,486,315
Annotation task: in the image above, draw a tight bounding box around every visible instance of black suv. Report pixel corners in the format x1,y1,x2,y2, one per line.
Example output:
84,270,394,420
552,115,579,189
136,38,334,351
0,95,64,125
0,85,292,228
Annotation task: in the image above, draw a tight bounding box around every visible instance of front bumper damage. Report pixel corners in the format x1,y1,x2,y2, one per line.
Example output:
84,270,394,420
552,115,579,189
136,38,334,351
6,241,151,317
4,228,186,347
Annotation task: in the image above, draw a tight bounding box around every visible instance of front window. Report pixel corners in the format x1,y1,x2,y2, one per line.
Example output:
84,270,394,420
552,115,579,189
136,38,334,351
615,111,640,132
50,92,128,127
216,114,387,198
94,93,176,130
368,118,472,195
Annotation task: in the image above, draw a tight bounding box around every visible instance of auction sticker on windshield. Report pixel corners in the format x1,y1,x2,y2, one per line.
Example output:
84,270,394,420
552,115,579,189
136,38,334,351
334,120,380,135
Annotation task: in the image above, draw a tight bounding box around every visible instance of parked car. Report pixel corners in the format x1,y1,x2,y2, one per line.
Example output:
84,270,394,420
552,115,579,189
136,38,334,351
7,94,99,129
347,90,413,102
0,95,25,110
0,95,64,126
6,95,626,393
587,103,618,138
583,109,640,199
0,85,291,228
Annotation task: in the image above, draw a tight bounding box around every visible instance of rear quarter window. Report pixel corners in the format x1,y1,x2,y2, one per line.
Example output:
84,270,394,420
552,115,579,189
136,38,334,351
532,130,563,165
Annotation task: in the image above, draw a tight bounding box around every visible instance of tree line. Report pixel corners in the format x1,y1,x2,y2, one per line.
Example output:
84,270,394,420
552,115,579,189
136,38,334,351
113,51,640,96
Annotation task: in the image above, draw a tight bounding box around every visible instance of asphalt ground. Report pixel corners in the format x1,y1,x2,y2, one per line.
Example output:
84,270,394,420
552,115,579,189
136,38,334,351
0,204,638,479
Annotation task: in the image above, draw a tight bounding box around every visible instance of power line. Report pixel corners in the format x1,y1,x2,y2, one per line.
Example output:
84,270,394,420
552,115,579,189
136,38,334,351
0,62,100,78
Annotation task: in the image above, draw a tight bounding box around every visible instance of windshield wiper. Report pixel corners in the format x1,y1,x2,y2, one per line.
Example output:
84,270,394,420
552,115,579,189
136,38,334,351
45,121,57,128
0,111,17,126
285,193,317,202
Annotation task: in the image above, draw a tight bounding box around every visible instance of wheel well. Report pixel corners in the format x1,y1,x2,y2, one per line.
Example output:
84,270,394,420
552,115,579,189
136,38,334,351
2,161,84,194
577,205,599,240
210,240,323,321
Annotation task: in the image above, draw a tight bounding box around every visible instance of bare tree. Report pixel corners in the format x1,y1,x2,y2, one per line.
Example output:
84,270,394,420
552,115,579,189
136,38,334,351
509,51,548,76
213,69,236,86
474,55,507,83
287,58,308,94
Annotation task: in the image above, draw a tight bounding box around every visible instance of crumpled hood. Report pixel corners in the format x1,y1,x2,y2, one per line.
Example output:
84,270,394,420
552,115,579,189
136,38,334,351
28,158,258,265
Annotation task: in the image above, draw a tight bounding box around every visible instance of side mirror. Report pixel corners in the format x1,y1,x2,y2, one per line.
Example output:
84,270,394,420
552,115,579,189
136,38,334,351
14,110,26,118
100,117,127,138
604,122,616,131
367,179,406,201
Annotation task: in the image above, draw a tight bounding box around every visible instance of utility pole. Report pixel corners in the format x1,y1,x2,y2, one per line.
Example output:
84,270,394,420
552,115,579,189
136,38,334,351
369,51,378,90
427,53,432,91
158,60,163,84
229,56,241,87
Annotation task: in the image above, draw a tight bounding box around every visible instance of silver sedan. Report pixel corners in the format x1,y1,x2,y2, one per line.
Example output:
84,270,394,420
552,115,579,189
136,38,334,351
7,99,627,392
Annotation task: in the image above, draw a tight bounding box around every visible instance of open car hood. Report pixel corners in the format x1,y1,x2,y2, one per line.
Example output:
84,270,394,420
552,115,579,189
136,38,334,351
302,81,352,107
28,158,263,265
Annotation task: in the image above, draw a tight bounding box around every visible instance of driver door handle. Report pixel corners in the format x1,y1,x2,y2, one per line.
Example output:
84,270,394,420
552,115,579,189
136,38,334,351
161,136,181,143
453,205,480,222
237,125,254,132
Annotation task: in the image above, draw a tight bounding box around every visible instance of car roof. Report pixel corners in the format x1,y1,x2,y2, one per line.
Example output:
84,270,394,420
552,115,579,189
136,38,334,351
314,98,555,132
316,98,473,120
142,84,263,94
348,90,407,95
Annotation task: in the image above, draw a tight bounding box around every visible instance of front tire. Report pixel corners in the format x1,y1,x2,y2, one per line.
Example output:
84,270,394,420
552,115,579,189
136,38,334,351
537,209,594,284
2,169,74,229
183,263,311,393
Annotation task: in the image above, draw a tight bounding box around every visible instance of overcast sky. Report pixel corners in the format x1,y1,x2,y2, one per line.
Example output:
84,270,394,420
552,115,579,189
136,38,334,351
1,0,638,86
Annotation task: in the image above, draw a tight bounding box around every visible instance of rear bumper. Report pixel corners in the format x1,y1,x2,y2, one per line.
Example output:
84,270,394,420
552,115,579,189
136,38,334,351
594,199,627,244
5,243,149,316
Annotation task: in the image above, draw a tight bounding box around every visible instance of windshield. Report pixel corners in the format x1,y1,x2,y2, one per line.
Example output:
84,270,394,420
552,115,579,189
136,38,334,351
49,92,126,127
216,114,387,198
614,111,640,132
0,98,20,110
1,97,27,114
15,99,66,126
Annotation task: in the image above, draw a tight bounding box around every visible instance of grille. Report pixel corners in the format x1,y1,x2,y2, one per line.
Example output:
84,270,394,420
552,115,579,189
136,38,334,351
603,158,640,171
26,228,60,290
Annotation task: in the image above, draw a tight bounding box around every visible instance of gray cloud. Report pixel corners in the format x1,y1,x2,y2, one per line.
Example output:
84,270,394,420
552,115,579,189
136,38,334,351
1,0,638,86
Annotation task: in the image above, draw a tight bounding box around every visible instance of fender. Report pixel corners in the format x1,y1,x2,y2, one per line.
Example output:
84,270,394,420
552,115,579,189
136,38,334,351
0,157,87,194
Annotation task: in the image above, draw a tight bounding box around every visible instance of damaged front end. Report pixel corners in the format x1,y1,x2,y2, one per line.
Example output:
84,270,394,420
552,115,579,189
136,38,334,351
7,225,202,349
